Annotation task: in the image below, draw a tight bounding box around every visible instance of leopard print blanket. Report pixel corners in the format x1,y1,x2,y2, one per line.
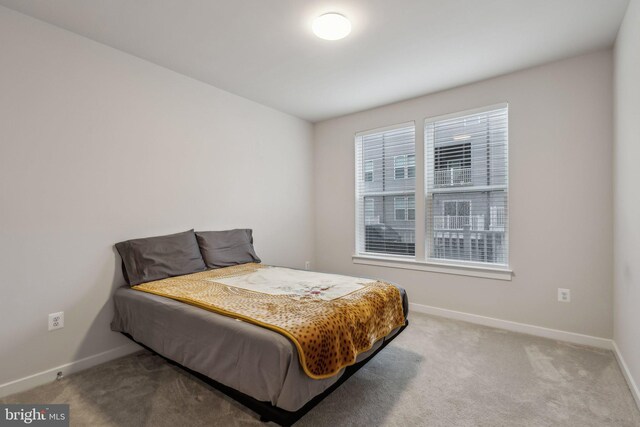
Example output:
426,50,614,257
132,263,406,379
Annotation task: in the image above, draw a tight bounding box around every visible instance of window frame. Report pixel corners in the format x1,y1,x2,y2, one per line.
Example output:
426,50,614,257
352,104,511,280
425,103,509,268
354,121,416,258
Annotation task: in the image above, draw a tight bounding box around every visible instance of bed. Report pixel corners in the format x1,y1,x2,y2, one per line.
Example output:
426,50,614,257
110,229,408,425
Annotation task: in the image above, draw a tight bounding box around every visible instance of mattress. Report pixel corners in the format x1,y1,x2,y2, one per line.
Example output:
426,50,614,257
111,279,408,412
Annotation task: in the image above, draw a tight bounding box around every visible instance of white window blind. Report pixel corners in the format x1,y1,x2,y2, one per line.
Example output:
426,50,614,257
355,123,416,256
425,105,508,266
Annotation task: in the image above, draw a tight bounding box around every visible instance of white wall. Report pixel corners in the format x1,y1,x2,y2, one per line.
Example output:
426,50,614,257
0,6,314,388
614,0,640,403
314,50,613,339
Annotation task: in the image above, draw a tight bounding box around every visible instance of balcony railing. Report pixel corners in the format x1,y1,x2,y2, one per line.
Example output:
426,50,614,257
434,215,484,231
434,214,505,232
434,167,472,187
431,230,506,264
432,213,506,263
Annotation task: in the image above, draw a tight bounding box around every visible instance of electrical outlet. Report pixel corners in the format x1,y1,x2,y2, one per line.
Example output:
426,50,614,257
48,312,64,331
558,288,571,303
304,261,311,270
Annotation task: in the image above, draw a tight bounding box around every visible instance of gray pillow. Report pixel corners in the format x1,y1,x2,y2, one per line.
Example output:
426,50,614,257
195,229,261,269
115,229,206,286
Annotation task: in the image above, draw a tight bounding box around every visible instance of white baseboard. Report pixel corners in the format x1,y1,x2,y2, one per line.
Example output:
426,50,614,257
612,341,640,410
0,342,141,399
409,302,613,350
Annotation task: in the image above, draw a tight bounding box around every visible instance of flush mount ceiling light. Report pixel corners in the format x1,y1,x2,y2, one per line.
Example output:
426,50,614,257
312,13,351,40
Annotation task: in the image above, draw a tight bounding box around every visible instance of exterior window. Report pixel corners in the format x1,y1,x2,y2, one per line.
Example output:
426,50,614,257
364,160,374,182
355,123,415,256
394,197,406,220
434,143,471,186
407,155,415,178
394,196,415,221
364,197,376,223
437,200,473,230
394,155,415,179
426,105,508,266
408,196,416,220
394,156,406,179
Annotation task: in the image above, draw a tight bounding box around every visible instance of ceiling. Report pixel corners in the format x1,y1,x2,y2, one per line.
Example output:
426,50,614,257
0,0,629,122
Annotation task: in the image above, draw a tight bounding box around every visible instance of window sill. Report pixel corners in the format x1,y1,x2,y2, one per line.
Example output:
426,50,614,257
352,254,513,281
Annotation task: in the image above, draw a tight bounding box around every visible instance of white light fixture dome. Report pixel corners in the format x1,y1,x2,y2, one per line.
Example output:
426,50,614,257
312,13,351,40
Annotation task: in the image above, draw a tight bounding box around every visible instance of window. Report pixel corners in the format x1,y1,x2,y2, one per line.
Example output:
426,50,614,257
364,197,376,223
434,143,471,186
356,123,415,256
408,196,415,220
394,154,415,179
394,156,405,179
443,201,470,217
394,197,406,220
407,155,415,178
426,105,508,266
353,105,509,275
364,160,374,182
394,196,415,221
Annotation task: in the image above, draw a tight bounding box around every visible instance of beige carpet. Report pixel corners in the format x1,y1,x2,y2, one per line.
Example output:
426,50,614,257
3,312,639,426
